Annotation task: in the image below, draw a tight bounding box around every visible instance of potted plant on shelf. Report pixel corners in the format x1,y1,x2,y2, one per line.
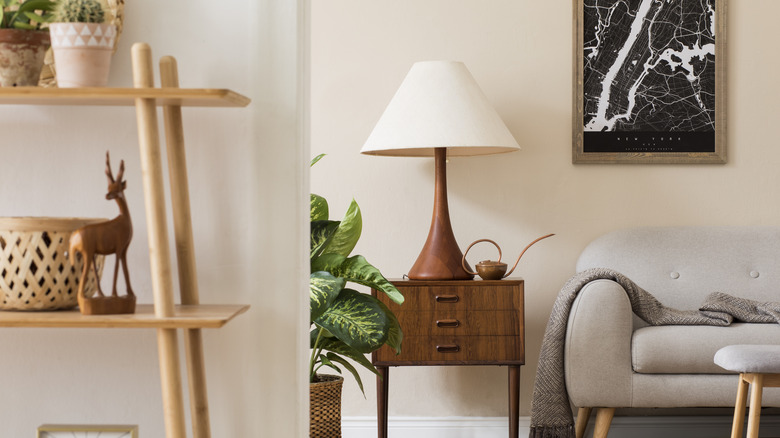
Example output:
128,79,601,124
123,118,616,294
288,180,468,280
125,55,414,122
0,0,56,87
48,0,115,87
309,154,404,437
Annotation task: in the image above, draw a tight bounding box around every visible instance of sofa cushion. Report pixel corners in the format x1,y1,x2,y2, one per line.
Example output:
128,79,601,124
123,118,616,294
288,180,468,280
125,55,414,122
632,323,780,374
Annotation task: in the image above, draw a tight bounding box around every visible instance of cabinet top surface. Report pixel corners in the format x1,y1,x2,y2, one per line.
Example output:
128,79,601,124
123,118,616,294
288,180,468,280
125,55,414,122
388,278,524,286
0,304,249,329
0,87,250,107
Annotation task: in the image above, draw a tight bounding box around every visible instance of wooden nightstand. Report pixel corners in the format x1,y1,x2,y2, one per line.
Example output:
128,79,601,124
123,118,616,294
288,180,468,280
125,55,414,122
371,278,525,438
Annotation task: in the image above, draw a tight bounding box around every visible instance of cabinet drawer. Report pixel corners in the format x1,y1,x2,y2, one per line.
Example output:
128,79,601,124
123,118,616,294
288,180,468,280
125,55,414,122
374,335,524,364
378,281,523,311
394,310,520,336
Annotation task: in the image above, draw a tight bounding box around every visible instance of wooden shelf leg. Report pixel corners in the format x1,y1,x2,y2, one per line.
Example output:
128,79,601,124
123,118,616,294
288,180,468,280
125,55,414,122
132,42,186,438
159,55,211,438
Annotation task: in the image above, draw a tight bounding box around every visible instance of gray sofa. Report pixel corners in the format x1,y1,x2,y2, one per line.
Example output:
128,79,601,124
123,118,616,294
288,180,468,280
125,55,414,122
565,227,780,437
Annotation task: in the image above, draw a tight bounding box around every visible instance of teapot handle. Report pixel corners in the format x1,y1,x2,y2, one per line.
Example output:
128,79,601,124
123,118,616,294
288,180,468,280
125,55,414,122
504,233,555,277
461,239,503,276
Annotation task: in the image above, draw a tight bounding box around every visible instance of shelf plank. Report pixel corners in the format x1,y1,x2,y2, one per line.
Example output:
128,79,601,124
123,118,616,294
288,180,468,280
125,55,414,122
0,304,249,329
0,87,250,107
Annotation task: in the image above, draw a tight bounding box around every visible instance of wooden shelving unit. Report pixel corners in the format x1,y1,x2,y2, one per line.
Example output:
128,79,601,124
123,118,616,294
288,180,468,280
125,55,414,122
0,305,248,329
0,43,250,438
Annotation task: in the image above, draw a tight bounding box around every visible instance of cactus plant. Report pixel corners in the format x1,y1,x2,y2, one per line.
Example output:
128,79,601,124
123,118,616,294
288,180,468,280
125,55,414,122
53,0,104,23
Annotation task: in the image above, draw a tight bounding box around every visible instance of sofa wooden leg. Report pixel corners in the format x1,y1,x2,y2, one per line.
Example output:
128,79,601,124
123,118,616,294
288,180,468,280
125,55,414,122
593,407,615,438
731,374,749,438
575,407,592,438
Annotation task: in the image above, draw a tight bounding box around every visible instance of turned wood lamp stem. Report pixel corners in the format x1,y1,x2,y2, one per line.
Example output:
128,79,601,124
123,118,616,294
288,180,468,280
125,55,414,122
408,147,473,280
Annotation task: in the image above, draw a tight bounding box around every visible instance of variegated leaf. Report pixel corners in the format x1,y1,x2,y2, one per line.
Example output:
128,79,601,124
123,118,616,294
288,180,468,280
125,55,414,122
310,271,345,322
310,193,328,222
310,220,339,260
376,298,403,354
322,199,362,258
314,288,389,353
315,332,378,375
324,254,404,305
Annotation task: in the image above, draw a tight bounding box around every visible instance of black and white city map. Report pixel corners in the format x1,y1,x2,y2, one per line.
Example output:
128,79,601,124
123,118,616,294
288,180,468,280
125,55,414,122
581,0,718,154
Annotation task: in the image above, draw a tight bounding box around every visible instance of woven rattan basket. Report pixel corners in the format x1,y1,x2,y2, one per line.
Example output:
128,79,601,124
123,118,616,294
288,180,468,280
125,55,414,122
310,375,343,438
0,218,105,311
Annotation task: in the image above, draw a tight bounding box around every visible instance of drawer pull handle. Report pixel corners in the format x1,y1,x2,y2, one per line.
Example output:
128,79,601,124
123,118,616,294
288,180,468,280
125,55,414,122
436,344,460,353
436,319,460,328
435,295,459,303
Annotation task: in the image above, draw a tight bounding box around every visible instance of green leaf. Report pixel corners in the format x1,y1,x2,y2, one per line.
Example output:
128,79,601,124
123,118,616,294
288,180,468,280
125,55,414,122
317,254,404,305
310,194,329,222
318,354,341,374
376,298,403,354
322,199,361,258
310,153,326,167
310,271,345,322
11,21,35,29
310,220,339,260
18,0,56,12
327,352,365,395
317,335,378,376
314,288,389,353
22,10,47,22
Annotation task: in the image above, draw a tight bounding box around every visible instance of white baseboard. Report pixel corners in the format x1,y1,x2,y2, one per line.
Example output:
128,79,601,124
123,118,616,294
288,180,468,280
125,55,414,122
343,415,780,438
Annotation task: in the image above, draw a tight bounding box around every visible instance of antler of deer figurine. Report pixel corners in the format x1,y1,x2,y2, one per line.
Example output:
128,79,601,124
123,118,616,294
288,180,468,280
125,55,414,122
69,151,136,315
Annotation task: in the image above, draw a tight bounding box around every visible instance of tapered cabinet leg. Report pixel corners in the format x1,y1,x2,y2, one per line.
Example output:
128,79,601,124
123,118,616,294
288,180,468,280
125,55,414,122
575,407,592,438
377,366,389,438
508,365,520,438
593,407,615,438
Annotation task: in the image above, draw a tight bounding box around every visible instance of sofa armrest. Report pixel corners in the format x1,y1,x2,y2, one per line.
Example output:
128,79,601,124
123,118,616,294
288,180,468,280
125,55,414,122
564,279,634,408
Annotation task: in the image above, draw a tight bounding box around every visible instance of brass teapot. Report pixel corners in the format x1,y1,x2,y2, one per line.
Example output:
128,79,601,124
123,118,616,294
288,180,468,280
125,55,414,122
462,233,554,280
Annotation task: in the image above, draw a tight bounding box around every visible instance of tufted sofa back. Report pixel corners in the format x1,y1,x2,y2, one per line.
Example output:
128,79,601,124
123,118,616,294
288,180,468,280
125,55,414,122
576,227,780,310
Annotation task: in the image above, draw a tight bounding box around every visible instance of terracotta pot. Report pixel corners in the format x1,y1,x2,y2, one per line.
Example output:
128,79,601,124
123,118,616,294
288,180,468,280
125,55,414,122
49,22,116,87
0,29,50,87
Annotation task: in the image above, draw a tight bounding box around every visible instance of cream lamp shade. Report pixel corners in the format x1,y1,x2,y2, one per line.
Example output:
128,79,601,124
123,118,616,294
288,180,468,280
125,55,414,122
361,60,520,157
361,61,520,280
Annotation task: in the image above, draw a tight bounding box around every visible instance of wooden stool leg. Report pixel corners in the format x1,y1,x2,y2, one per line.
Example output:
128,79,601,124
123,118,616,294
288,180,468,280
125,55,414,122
575,407,592,438
593,407,615,438
747,374,764,438
731,374,749,438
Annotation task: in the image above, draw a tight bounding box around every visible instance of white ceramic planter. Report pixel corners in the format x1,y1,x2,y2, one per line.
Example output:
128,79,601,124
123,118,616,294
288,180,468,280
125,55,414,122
49,22,116,87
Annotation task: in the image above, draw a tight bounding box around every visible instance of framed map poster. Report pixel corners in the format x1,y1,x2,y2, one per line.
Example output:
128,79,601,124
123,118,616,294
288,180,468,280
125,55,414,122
573,0,726,164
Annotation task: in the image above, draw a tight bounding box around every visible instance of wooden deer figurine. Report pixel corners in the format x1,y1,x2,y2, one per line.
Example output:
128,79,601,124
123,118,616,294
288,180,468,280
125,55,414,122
69,152,136,315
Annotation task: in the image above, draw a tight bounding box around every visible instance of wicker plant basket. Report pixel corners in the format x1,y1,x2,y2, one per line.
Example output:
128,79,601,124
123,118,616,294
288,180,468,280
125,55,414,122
0,217,106,311
310,374,343,438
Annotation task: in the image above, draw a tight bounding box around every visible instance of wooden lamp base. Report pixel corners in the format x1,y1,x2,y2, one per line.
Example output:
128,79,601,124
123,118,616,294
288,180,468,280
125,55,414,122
78,294,136,315
407,148,473,281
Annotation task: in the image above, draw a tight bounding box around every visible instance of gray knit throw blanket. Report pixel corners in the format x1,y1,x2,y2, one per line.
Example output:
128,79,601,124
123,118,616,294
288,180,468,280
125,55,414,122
529,267,780,438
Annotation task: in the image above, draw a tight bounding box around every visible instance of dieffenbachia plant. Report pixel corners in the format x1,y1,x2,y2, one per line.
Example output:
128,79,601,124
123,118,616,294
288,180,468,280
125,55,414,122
309,154,404,394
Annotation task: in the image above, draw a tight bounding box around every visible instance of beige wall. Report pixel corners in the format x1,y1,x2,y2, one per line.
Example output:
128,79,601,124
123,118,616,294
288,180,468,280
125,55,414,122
0,0,307,436
311,0,780,418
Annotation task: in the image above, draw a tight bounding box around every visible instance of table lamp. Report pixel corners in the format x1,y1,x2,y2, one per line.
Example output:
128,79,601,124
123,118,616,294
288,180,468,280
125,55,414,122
361,61,520,280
